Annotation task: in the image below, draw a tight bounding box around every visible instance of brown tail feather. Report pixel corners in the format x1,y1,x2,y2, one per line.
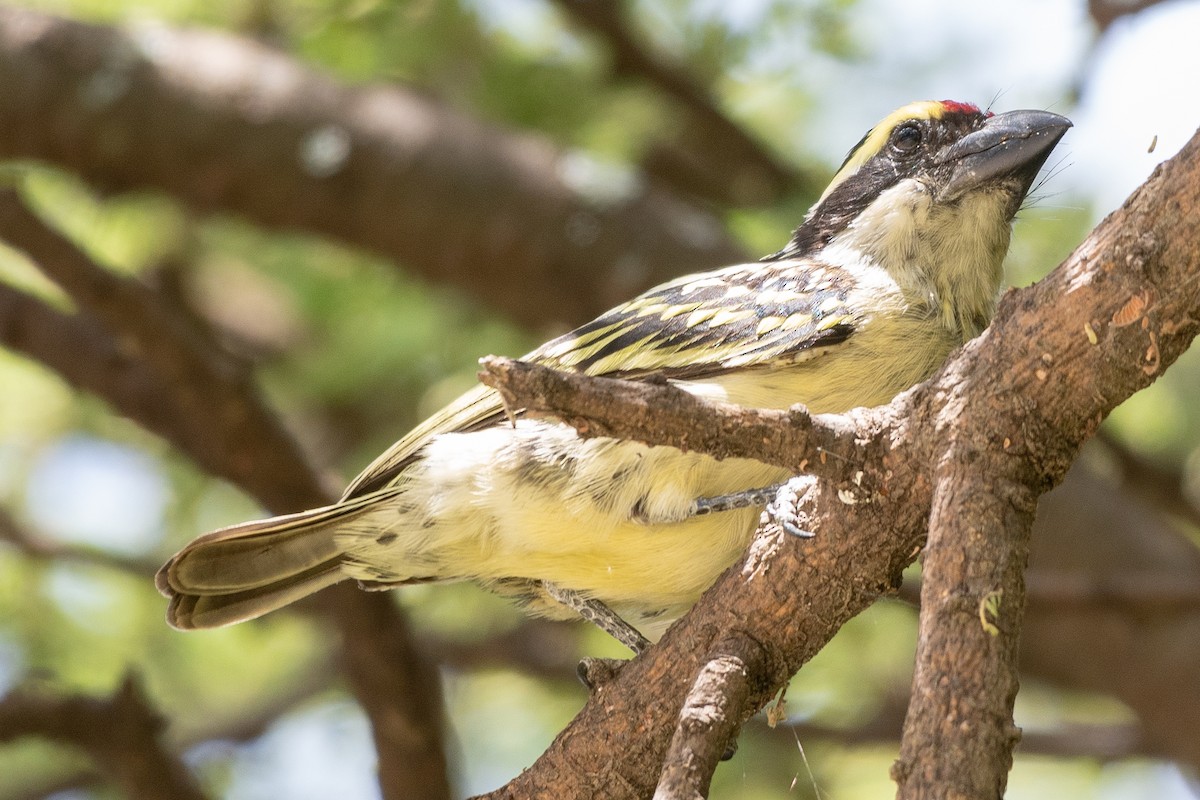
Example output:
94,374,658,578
157,496,386,629
164,561,344,629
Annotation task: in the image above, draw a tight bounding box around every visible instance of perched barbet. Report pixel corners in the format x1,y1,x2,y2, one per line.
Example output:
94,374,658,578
158,101,1071,647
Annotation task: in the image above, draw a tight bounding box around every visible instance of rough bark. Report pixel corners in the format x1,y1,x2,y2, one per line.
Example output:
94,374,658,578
653,639,762,800
894,123,1200,798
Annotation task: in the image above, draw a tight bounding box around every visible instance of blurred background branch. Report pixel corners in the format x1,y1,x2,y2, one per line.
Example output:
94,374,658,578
0,7,745,330
548,0,812,205
0,675,208,800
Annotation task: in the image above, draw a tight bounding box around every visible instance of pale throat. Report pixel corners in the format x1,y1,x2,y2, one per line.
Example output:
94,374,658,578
827,181,1013,341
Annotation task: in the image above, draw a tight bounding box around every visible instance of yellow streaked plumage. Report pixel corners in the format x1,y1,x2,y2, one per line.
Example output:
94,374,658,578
755,316,784,335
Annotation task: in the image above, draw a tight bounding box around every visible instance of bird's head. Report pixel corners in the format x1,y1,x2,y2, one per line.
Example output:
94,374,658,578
772,100,1072,338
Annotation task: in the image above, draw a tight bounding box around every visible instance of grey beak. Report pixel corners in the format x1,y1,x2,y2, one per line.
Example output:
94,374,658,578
939,109,1072,202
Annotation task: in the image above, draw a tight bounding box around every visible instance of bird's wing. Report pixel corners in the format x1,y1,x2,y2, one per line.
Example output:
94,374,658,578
342,259,857,498
530,260,857,379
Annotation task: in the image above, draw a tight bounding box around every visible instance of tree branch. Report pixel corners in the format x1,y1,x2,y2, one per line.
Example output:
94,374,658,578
653,637,762,800
895,124,1200,798
478,355,859,472
0,187,334,509
0,7,746,330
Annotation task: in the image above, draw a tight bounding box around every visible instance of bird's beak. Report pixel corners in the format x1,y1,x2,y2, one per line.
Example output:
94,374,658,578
939,109,1072,202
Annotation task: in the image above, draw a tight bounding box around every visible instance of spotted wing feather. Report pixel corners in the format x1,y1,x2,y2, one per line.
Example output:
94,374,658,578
343,259,857,498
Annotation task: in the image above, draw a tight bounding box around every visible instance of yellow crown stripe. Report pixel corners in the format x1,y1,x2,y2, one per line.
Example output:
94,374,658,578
815,100,949,207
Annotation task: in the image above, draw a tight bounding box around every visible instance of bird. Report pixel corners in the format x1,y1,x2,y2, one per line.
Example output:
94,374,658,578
157,100,1071,650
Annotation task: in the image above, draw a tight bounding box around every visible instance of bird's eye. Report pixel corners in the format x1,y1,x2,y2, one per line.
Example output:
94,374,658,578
892,123,922,152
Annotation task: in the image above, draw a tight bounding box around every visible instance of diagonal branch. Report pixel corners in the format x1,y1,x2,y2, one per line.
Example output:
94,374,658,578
0,283,196,456
0,187,331,510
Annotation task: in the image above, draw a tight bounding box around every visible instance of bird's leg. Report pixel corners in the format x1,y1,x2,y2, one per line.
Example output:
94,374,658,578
690,484,786,516
690,483,815,539
543,582,651,690
547,480,816,688
543,582,651,654
764,478,816,539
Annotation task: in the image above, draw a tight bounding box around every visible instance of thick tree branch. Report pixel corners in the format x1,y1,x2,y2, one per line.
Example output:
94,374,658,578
0,7,746,330
0,199,450,800
894,426,1032,794
473,126,1200,799
895,126,1200,798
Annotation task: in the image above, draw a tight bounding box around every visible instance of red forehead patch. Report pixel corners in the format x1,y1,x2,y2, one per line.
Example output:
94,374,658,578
939,100,987,117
